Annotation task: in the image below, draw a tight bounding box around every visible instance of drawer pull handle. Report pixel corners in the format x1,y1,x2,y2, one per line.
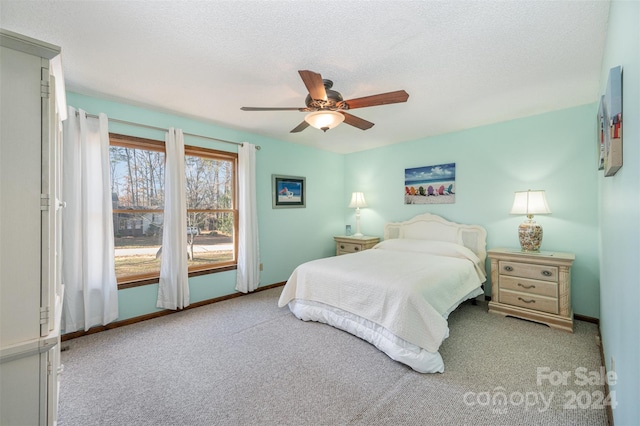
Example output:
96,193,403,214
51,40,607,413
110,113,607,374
504,266,514,272
340,245,345,249
517,282,535,289
518,297,536,304
541,270,553,277
354,247,359,251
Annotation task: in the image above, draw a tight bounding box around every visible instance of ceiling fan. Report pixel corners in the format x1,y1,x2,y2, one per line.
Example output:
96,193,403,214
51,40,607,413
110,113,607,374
241,70,409,133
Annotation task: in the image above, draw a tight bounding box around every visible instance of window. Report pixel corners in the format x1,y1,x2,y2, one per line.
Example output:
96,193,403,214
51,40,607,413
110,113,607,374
109,133,237,286
184,145,237,273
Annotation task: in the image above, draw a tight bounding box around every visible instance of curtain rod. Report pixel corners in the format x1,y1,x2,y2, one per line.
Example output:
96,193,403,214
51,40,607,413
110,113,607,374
78,111,261,150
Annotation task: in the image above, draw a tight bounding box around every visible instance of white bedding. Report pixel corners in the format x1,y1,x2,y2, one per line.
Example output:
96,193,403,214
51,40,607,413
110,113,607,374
278,239,486,372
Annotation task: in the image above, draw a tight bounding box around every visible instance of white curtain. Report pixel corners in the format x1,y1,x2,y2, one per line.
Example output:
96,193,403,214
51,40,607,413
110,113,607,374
236,142,260,293
157,128,189,309
62,107,118,332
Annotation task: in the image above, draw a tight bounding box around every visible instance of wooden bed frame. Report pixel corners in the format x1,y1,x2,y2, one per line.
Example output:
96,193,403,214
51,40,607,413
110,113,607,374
383,213,488,275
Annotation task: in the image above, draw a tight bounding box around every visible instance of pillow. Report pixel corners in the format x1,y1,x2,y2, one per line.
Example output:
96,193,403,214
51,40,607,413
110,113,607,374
373,238,481,265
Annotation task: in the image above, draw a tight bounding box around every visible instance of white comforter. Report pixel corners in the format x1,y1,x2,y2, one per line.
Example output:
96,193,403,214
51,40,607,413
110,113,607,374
278,240,486,354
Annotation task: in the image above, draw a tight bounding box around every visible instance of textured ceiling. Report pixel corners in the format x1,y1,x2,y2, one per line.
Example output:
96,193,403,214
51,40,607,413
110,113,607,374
0,1,610,154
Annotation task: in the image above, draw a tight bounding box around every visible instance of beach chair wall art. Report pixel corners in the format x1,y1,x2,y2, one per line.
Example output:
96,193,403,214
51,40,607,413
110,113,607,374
404,163,456,205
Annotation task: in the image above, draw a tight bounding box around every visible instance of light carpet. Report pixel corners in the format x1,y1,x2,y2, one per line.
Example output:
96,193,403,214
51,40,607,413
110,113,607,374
58,287,608,425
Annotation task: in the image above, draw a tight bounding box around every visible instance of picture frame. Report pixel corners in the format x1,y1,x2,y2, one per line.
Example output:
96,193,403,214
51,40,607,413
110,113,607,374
404,163,456,205
597,95,605,170
603,65,623,177
272,174,305,208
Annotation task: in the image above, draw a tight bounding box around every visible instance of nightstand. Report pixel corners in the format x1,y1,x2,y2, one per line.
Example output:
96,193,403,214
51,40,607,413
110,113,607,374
487,248,575,332
333,235,380,256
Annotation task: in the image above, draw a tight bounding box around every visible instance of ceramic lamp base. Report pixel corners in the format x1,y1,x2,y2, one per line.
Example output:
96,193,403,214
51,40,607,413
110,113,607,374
518,219,543,252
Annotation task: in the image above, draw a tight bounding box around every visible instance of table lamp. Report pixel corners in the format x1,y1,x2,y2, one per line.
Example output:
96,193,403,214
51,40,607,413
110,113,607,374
348,192,367,237
509,190,551,252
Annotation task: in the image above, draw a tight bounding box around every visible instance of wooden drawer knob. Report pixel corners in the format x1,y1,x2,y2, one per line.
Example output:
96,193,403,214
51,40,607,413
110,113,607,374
504,265,514,272
354,247,359,251
541,270,553,277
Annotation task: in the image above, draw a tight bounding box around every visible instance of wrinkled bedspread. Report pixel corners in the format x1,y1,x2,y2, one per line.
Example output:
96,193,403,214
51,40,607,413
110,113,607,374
278,248,485,353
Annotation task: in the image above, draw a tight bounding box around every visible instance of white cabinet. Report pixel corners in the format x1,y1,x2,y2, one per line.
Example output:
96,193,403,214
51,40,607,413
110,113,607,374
0,29,65,426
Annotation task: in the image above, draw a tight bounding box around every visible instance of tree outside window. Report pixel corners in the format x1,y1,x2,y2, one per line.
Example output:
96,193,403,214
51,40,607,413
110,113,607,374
109,134,237,286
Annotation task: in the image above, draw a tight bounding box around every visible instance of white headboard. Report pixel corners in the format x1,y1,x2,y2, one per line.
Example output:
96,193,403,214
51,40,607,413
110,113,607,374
383,213,488,273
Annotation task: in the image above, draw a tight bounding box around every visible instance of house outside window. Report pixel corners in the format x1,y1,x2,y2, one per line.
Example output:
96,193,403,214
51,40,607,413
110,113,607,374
109,133,238,287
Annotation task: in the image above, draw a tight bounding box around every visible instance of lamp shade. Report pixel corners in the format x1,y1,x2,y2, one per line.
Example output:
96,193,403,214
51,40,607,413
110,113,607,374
304,111,345,132
348,192,367,208
509,190,551,216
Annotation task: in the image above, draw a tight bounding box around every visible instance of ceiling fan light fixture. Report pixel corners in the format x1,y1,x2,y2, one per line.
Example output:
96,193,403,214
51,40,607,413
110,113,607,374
304,110,344,132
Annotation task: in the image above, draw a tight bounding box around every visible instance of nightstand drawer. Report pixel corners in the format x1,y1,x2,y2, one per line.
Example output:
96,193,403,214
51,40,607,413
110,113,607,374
500,289,558,314
334,236,380,256
337,242,364,254
499,261,558,282
499,275,557,298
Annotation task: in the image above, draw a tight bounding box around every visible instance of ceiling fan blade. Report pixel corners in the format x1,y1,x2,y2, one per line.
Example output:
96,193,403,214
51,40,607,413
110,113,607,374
340,112,374,130
298,70,327,101
241,106,305,111
344,90,409,110
290,121,310,133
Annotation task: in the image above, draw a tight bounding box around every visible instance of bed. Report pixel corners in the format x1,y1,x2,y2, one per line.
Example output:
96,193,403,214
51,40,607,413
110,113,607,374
277,213,487,373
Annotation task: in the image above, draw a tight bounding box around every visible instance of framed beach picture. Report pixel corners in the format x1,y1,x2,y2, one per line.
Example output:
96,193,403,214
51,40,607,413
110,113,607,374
272,174,305,208
603,65,623,177
404,163,456,205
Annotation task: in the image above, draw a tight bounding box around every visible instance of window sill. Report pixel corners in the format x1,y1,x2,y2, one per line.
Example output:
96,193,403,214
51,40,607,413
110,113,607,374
117,264,238,290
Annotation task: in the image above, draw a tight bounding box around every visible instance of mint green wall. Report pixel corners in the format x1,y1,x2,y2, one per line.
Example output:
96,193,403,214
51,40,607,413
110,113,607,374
345,104,600,318
597,1,640,424
72,89,601,321
66,92,344,321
